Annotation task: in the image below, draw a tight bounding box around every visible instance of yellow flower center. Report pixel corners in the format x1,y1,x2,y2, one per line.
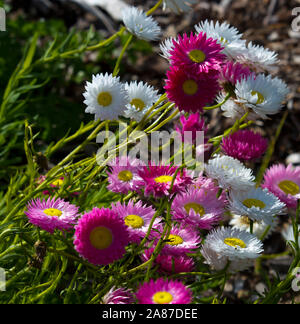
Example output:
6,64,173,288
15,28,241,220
167,234,184,246
278,180,300,196
184,202,205,217
220,37,229,44
154,175,173,184
224,237,247,249
89,226,113,250
243,198,266,209
51,179,64,187
130,98,146,111
153,292,173,304
97,92,113,107
251,91,265,105
188,49,206,63
182,80,198,96
118,170,133,182
124,215,144,229
43,208,63,217
240,216,251,226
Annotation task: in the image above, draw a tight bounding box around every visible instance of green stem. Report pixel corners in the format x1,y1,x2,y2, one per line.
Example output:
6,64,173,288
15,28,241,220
256,110,289,185
250,220,254,235
113,34,133,77
203,93,231,111
145,195,175,282
146,107,178,133
146,0,163,16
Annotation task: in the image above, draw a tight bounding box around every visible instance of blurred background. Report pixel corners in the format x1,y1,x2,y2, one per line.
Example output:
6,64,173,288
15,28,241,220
0,0,299,177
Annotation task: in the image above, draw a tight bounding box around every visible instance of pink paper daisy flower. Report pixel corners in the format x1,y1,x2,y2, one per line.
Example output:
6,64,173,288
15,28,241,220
262,164,300,209
176,113,208,145
136,278,192,304
152,224,201,256
141,247,195,274
165,66,220,113
192,174,227,204
221,130,268,161
101,287,135,304
111,200,158,243
172,187,225,230
25,197,79,234
107,156,145,194
37,176,80,196
74,208,130,266
169,32,225,75
139,163,192,198
219,61,253,88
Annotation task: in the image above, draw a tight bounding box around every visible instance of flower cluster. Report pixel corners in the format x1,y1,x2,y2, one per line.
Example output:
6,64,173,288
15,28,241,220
161,20,289,120
23,7,296,304
83,75,161,122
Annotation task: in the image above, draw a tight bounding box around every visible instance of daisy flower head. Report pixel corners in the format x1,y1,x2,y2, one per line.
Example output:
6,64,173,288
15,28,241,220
228,187,286,225
176,113,207,145
230,214,278,240
74,208,130,266
205,154,255,191
101,287,135,305
38,176,80,197
262,164,300,209
83,73,128,121
107,156,145,195
201,227,264,272
221,130,268,161
163,0,197,14
25,197,79,234
219,61,253,90
136,278,192,304
112,200,158,243
237,42,279,73
192,174,227,204
123,81,160,122
139,163,192,198
217,93,258,121
234,74,289,119
165,66,220,113
141,248,195,274
160,37,178,61
122,7,161,41
153,223,201,256
195,20,247,60
172,188,224,230
37,175,63,196
169,32,226,74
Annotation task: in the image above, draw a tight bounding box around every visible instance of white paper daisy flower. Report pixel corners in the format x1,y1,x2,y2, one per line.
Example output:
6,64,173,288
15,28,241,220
163,0,197,14
201,227,264,272
229,214,278,240
217,93,258,121
123,81,160,122
159,37,178,61
234,74,289,119
228,187,286,226
122,7,161,41
83,73,128,121
205,155,255,191
195,20,247,60
237,42,279,73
